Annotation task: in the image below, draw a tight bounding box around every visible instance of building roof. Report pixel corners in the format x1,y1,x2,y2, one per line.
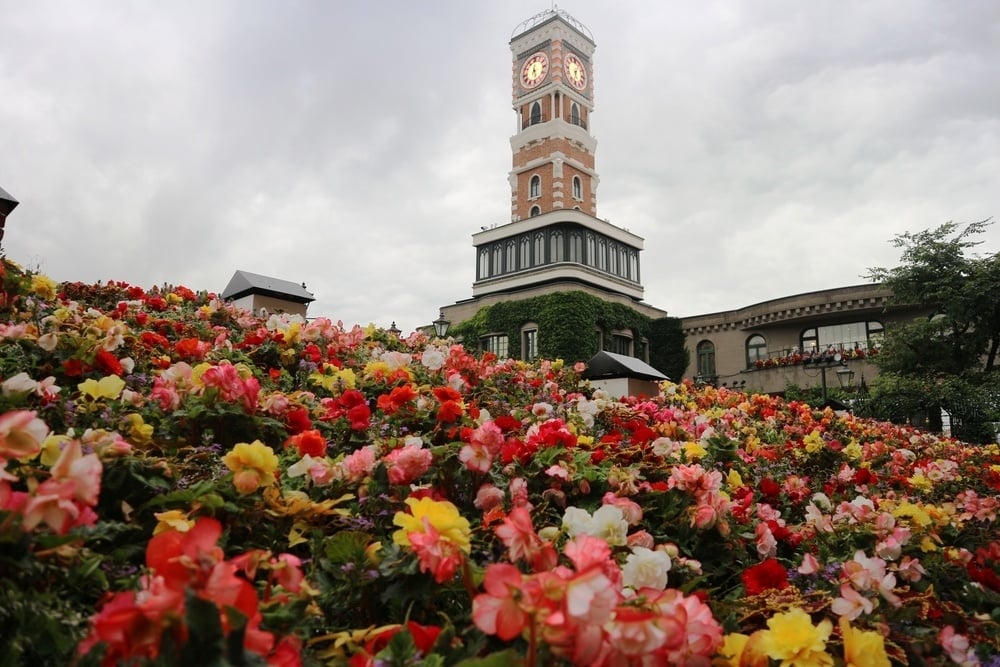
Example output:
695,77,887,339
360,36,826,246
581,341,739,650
0,186,18,217
221,270,315,304
582,351,668,382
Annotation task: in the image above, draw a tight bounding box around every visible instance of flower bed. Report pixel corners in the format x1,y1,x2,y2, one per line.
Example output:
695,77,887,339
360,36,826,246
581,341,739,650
1,258,999,666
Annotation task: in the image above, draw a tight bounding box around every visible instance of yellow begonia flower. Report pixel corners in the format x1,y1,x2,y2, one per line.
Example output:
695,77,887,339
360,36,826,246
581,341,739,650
907,472,932,493
309,365,357,392
30,273,58,300
153,510,195,535
40,434,71,467
223,440,280,495
392,497,471,553
758,607,833,667
892,500,933,528
576,434,594,447
684,441,707,460
78,375,126,401
726,469,744,489
843,439,863,460
803,430,824,454
713,633,750,667
840,617,891,667
125,413,154,446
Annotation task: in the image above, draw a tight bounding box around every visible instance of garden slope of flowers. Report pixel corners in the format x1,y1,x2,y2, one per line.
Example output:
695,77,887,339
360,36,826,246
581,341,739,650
1,257,999,667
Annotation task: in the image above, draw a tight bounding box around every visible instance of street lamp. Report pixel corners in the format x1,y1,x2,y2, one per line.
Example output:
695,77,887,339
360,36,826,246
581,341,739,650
811,353,854,404
433,310,450,338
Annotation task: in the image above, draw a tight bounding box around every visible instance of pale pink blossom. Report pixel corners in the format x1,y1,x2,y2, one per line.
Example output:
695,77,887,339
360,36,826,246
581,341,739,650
938,626,980,667
798,552,822,575
473,483,505,511
459,443,492,473
0,410,49,460
49,439,102,505
470,421,504,456
602,492,643,525
831,583,874,620
384,445,432,485
339,446,376,481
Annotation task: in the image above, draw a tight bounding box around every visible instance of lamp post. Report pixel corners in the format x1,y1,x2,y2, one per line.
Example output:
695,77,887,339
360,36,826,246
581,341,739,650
433,311,450,338
810,353,857,404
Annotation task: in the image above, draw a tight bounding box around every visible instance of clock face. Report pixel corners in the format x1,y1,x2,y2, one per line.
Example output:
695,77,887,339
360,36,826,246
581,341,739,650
564,53,587,90
520,52,549,89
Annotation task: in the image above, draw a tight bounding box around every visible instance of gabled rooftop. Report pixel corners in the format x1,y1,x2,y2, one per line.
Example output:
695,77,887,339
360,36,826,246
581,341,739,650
221,270,315,304
582,350,668,382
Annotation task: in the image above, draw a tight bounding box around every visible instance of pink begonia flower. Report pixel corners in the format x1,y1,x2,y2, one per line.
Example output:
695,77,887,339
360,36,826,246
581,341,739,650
602,492,643,525
938,626,979,667
755,522,777,559
647,587,724,663
384,445,432,485
831,583,874,620
626,530,655,550
473,483,504,511
21,479,82,533
472,563,530,640
545,463,570,480
896,555,927,583
604,606,673,658
470,421,504,457
459,443,491,473
798,552,822,575
340,446,376,482
0,410,49,460
564,566,617,626
49,439,102,505
509,477,531,508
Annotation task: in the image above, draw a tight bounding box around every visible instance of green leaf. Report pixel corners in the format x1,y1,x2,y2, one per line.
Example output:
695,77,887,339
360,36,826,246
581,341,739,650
454,649,524,667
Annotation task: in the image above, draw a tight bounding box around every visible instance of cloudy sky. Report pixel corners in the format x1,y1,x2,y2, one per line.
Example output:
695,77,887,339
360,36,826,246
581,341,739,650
3,1,999,333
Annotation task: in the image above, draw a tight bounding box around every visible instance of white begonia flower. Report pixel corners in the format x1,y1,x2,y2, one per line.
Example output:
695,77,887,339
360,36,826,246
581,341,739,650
622,546,672,591
37,332,59,352
591,504,628,546
2,372,38,396
421,347,445,371
562,506,594,538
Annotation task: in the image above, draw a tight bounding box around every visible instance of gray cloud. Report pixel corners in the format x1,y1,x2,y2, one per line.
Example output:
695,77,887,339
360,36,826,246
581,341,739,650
2,0,998,331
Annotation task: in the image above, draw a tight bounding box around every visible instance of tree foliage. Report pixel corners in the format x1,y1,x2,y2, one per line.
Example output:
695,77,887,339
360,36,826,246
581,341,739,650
864,220,1000,442
866,219,1000,375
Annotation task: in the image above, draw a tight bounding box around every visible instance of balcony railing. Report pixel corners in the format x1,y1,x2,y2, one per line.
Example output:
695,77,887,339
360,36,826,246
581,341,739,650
749,340,880,370
520,116,588,131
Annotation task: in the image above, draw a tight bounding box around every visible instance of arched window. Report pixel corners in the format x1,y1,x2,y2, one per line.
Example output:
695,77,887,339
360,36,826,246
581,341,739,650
570,102,581,127
597,238,607,270
585,234,596,266
572,176,582,200
569,231,582,262
550,231,564,262
529,205,541,218
505,240,516,274
608,243,618,274
478,249,489,279
491,245,502,276
530,101,542,126
529,175,541,199
519,236,530,269
533,232,545,264
746,334,767,368
696,340,716,379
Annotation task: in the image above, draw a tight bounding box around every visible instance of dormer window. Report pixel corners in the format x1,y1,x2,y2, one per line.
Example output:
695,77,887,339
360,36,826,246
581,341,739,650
529,174,541,198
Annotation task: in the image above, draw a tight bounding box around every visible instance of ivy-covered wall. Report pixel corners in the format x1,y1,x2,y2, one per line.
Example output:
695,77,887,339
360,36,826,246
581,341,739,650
448,291,689,379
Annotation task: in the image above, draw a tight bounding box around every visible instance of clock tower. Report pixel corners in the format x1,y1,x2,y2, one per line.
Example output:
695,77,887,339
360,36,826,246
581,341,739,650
509,9,598,219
